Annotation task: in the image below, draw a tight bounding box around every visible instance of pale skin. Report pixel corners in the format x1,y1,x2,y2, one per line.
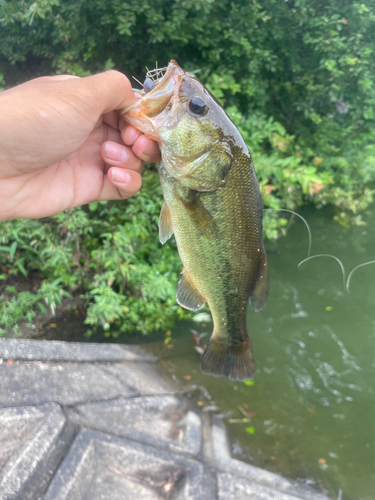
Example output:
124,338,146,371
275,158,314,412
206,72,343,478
0,70,161,221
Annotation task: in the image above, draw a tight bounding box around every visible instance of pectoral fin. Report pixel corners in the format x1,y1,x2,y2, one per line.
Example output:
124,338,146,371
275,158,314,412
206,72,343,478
159,201,174,244
176,269,206,311
250,248,269,312
180,193,219,240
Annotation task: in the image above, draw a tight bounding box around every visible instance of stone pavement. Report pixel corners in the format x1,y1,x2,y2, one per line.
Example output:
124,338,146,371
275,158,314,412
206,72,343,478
0,338,330,500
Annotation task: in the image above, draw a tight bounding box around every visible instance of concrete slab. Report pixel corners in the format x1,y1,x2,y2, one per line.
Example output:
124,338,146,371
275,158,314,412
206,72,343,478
0,338,155,363
0,403,66,500
0,362,146,407
0,338,330,500
68,395,201,456
101,362,172,396
44,428,216,500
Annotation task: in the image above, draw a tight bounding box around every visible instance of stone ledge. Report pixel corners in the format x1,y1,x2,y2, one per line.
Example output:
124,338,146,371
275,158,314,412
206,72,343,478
0,338,155,363
0,338,330,500
0,403,66,500
44,428,216,500
68,395,202,457
0,361,171,408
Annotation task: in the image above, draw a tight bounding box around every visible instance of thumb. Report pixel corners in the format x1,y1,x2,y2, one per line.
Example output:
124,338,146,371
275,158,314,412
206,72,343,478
74,70,137,118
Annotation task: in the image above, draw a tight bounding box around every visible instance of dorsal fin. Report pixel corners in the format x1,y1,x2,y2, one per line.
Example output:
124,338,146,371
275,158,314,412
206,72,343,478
176,269,206,311
159,201,174,244
249,248,269,312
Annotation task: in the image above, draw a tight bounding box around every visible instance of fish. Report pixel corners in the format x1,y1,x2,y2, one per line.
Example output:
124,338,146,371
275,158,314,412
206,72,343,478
122,60,269,381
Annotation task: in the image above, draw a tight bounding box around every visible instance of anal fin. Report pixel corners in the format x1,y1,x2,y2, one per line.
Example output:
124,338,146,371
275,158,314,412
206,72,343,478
250,248,269,312
159,201,174,244
176,269,206,311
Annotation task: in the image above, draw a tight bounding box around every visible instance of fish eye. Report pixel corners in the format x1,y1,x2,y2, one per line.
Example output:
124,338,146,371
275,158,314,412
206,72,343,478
143,76,156,94
189,96,208,116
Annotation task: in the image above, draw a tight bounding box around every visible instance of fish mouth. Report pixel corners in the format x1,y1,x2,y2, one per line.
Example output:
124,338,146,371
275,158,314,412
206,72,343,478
121,60,184,138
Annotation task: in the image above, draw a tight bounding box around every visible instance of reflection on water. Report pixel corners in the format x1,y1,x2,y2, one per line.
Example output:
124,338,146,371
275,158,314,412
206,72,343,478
129,205,375,500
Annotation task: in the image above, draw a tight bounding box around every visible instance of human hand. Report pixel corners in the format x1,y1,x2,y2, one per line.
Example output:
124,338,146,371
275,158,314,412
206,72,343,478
0,71,160,221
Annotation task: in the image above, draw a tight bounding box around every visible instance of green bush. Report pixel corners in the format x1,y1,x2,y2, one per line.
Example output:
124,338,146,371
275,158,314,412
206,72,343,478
0,170,192,336
0,0,374,335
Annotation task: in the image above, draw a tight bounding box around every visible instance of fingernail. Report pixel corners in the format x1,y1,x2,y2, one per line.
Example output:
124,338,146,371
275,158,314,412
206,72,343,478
142,137,158,156
105,143,128,162
126,127,139,145
112,168,131,184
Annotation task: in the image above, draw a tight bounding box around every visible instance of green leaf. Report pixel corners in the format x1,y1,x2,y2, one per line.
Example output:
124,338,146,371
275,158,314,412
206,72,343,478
9,241,17,262
244,380,255,386
15,260,28,278
38,303,48,315
88,202,98,211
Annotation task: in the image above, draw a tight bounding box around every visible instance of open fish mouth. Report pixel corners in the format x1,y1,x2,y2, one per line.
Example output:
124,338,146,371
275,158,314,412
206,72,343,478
121,60,184,139
144,66,168,88
132,66,168,97
123,61,183,114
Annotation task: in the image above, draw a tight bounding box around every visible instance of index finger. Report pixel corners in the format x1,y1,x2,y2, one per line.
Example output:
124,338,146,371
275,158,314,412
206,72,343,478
102,110,122,131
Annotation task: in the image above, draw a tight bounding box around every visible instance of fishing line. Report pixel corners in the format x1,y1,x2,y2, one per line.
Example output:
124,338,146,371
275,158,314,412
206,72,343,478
265,208,345,288
298,254,347,290
266,208,375,292
146,66,168,82
345,259,375,292
264,208,312,258
145,66,155,81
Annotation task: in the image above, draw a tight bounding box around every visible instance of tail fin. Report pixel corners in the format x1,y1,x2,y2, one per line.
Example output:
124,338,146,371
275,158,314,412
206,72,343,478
200,338,254,381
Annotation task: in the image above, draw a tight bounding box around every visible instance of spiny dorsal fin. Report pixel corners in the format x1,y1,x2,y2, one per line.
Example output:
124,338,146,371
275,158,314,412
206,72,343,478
180,193,219,240
176,269,206,311
159,201,174,244
250,248,269,312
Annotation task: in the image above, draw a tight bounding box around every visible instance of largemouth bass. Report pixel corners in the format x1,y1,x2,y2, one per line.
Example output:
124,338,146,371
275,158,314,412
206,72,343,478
122,61,269,381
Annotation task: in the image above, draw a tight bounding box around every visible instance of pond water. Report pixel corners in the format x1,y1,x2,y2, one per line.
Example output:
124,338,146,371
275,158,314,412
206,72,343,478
120,205,375,500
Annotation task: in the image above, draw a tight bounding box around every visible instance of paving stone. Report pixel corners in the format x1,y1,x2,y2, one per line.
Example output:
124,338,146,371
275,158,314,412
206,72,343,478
178,411,202,456
44,428,216,500
101,362,172,396
218,472,308,500
68,395,201,456
0,361,169,407
0,338,155,363
0,403,67,500
212,421,328,500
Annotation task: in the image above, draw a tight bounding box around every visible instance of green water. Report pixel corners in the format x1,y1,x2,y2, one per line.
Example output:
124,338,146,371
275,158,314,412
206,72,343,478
128,206,375,500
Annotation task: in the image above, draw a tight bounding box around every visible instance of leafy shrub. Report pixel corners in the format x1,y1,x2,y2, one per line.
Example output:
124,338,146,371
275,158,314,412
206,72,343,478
0,170,192,336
